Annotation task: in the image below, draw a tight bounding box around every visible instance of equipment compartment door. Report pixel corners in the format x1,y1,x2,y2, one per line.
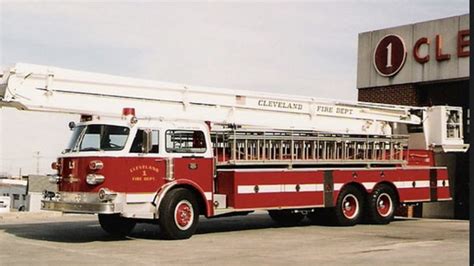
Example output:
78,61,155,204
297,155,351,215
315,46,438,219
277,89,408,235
173,157,214,195
230,170,325,209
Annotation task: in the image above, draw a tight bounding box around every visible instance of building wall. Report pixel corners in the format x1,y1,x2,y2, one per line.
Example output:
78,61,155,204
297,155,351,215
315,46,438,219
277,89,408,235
358,84,418,106
27,192,44,212
356,14,470,219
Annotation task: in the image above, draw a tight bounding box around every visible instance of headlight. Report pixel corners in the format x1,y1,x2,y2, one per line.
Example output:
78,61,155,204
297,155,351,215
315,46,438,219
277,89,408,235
86,174,105,185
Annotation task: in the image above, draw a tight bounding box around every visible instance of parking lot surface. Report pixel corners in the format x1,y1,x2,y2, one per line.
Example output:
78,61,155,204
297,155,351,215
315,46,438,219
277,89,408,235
0,212,468,265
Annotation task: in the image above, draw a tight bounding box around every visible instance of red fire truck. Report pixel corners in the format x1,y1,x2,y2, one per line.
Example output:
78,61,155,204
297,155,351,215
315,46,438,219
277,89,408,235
0,63,468,239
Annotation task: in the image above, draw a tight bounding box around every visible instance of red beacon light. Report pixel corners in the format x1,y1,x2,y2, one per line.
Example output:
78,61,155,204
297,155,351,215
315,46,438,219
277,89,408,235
122,107,136,116
122,107,138,125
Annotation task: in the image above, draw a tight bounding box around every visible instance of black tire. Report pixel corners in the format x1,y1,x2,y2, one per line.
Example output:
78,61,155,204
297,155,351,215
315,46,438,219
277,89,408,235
332,186,364,226
159,188,200,240
365,185,397,224
268,210,305,226
98,214,136,236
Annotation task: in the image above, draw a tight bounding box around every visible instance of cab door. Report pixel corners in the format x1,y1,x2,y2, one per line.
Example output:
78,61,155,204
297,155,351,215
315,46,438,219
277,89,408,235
125,128,166,193
165,129,214,194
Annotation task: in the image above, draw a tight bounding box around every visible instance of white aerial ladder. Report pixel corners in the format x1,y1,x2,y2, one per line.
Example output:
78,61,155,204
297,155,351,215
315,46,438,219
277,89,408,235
0,63,469,155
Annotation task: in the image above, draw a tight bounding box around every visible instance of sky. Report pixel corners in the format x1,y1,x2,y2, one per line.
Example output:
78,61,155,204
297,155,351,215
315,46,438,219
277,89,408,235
0,1,469,176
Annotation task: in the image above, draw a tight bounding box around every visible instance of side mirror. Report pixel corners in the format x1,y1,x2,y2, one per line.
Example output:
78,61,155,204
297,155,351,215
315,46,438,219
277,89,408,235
68,121,76,130
142,129,153,153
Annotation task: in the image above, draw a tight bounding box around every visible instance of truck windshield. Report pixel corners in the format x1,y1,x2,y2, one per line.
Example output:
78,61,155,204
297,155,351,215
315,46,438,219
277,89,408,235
65,125,130,152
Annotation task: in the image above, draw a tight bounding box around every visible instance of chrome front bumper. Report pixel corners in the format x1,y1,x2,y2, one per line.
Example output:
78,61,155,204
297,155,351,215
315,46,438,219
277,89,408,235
41,191,121,214
41,200,117,214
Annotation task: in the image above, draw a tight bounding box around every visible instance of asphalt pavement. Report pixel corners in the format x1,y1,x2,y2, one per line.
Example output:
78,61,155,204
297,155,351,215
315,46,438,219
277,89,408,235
0,212,468,265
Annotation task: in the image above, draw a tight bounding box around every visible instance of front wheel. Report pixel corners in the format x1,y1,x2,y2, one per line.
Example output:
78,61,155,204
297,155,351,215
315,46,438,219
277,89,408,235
365,185,397,224
98,214,136,236
159,188,199,240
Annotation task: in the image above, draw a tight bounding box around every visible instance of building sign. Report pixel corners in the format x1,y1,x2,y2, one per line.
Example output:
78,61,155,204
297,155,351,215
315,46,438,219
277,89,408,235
357,14,469,88
373,34,407,77
413,30,470,63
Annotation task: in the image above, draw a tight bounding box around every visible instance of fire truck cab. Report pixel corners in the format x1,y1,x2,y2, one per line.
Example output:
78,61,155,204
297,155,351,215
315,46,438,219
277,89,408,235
44,111,216,239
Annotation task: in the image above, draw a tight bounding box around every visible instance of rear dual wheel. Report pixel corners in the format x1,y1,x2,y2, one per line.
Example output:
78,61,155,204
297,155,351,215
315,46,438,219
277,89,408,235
366,185,397,224
308,186,364,226
332,186,364,226
309,185,396,226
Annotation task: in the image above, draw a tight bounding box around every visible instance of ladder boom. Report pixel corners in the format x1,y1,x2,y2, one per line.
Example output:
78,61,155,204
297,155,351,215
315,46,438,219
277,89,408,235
2,63,423,135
